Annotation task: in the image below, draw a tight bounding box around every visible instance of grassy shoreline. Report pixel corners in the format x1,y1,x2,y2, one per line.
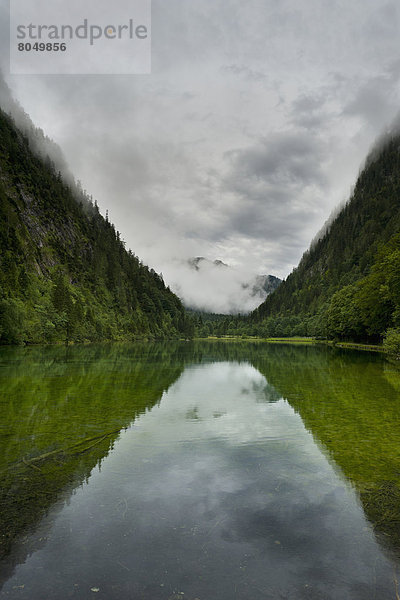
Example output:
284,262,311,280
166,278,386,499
196,336,385,353
0,336,387,355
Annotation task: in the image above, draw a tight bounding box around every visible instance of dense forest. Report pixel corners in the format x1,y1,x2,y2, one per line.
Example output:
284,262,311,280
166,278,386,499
2,86,400,348
0,108,194,344
206,133,400,347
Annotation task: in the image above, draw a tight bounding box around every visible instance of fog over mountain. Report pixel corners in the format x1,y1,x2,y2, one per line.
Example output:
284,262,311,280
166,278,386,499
2,0,400,314
162,257,281,314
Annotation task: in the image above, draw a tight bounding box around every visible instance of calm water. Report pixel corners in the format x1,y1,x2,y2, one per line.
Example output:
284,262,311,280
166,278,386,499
1,342,400,599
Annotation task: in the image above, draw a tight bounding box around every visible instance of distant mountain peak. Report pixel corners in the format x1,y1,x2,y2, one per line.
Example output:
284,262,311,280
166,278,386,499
247,274,282,299
181,256,281,313
188,257,229,271
213,259,229,268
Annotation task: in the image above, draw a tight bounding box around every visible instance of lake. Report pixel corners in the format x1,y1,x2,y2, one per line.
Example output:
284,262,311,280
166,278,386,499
1,341,400,599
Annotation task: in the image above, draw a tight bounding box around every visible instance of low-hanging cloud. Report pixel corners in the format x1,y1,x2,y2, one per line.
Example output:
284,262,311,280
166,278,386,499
226,133,328,188
160,258,274,315
3,0,400,307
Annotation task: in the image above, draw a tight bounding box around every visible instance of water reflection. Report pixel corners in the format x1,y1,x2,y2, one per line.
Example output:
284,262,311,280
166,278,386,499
252,343,400,559
0,343,185,585
1,349,399,600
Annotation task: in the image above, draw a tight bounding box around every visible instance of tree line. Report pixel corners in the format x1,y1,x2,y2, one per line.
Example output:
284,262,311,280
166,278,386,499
0,108,194,344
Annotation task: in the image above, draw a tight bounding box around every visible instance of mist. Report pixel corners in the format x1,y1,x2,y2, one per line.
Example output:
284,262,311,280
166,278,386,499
2,0,400,313
160,258,272,314
0,73,75,186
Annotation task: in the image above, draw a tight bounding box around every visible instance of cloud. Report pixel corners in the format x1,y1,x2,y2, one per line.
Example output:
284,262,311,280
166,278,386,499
2,0,400,307
289,93,332,130
226,132,328,188
213,131,330,272
160,258,275,314
221,64,268,83
342,70,400,131
0,1,8,73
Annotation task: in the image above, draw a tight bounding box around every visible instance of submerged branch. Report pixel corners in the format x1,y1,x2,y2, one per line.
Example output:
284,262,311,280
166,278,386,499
20,428,121,467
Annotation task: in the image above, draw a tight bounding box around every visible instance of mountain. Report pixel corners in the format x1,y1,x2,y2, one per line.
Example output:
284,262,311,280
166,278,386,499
188,257,229,271
182,256,281,313
0,75,73,185
0,106,193,344
246,274,282,299
250,130,400,343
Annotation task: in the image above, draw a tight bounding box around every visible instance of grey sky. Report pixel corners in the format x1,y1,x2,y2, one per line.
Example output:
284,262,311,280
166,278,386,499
2,0,400,311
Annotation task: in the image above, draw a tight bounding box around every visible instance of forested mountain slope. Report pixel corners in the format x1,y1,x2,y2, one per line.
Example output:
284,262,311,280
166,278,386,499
251,133,400,342
0,108,192,344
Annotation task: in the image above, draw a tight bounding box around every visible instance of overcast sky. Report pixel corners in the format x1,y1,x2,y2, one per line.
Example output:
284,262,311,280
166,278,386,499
2,0,400,311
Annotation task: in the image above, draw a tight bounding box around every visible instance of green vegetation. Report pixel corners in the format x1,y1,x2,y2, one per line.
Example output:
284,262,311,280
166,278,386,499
0,342,185,567
248,137,400,345
383,328,400,358
195,134,400,347
252,343,400,557
0,109,194,344
2,96,400,348
2,341,400,566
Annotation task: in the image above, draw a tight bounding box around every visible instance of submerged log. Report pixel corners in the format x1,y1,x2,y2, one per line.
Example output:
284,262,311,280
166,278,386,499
21,428,121,466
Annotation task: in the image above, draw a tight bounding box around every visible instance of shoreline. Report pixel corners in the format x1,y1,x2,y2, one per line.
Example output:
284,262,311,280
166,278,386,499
196,336,385,353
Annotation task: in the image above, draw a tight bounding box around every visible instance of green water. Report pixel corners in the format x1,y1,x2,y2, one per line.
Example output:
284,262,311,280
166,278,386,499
1,341,400,599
